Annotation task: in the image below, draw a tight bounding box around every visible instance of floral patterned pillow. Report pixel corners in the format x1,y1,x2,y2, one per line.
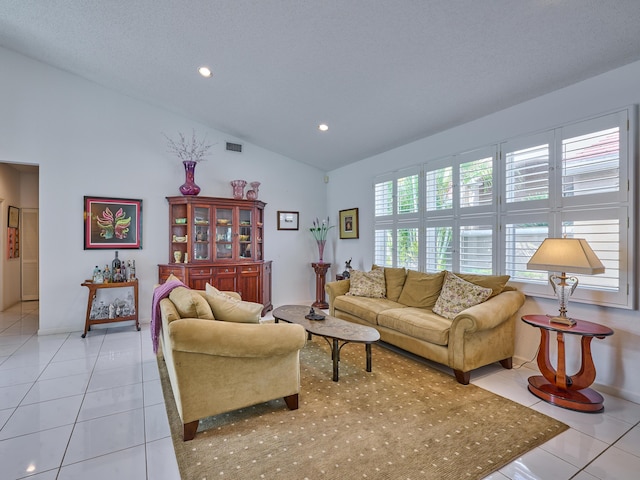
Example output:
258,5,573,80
346,269,386,298
432,271,492,319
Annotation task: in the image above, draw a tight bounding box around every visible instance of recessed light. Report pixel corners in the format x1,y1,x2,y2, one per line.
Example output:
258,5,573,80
198,66,212,78
318,124,329,132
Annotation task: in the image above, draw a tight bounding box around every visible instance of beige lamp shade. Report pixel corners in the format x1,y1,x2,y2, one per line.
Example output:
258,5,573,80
527,238,605,274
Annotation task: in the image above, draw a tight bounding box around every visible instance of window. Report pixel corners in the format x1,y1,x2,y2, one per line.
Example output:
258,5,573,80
374,109,633,309
374,168,420,268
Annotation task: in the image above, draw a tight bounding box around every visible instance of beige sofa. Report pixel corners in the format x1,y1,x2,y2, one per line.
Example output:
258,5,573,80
158,285,307,440
326,268,525,384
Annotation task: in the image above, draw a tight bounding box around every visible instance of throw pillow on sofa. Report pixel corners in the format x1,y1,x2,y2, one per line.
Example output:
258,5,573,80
455,272,510,298
205,283,262,323
396,270,445,308
169,286,215,320
346,268,386,298
433,271,492,320
372,265,407,302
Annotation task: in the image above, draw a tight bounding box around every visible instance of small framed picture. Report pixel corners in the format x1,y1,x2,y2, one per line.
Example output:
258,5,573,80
277,211,299,230
339,208,359,239
8,206,19,228
84,196,143,249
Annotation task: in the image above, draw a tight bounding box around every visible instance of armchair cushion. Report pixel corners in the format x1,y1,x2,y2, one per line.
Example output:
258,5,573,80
169,286,214,320
205,283,261,323
433,271,492,320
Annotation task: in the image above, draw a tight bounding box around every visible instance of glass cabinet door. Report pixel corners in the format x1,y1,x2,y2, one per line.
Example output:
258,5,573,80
238,208,253,259
193,206,211,261
215,208,233,260
255,207,263,260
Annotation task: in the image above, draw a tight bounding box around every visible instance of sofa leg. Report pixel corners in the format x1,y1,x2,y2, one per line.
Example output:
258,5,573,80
499,357,513,370
454,369,470,385
284,393,299,410
183,420,199,441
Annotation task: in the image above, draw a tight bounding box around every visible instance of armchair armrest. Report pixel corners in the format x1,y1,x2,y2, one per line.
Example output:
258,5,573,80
325,279,350,315
169,318,307,358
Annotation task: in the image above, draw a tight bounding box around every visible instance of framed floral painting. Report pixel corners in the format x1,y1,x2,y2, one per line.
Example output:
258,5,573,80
84,196,142,249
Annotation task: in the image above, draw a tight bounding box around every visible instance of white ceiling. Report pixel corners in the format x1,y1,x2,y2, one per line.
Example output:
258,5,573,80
2,1,640,171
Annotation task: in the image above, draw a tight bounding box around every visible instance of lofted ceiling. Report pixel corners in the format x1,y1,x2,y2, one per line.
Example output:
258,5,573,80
1,1,640,171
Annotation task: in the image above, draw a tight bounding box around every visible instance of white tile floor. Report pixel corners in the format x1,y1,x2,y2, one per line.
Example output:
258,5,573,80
1,301,639,479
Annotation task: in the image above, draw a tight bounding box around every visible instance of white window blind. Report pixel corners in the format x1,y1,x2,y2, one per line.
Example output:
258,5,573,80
374,180,393,217
373,108,632,308
425,166,452,212
505,142,549,204
459,224,493,274
460,156,493,209
425,226,453,272
562,127,619,198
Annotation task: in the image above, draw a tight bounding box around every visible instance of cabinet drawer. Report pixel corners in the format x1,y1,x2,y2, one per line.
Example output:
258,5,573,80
158,265,185,283
240,265,259,274
213,266,237,275
190,267,214,278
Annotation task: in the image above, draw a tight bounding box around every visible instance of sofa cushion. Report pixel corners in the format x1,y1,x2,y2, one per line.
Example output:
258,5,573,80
455,272,511,298
373,265,407,302
396,270,445,308
346,269,386,298
433,271,492,320
334,295,405,325
204,283,262,323
377,308,452,346
169,286,215,320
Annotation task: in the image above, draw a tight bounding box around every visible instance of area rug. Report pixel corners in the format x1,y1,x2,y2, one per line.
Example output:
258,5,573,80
157,340,567,479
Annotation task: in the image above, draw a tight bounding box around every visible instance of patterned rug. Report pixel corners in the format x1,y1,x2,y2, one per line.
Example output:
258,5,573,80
158,339,567,479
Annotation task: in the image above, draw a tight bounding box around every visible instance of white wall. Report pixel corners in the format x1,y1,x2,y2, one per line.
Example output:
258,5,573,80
0,46,330,331
327,60,640,403
0,164,22,309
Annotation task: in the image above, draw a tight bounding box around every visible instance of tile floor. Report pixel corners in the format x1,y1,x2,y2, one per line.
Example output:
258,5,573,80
1,301,639,479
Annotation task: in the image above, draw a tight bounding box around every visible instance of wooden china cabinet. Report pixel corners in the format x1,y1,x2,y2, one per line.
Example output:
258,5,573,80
158,196,272,315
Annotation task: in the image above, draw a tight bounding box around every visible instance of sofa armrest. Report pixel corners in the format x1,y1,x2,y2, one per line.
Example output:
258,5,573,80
325,279,351,315
168,318,307,358
451,290,526,333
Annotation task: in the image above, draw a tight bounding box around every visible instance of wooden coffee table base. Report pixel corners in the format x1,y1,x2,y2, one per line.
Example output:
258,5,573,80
528,375,605,413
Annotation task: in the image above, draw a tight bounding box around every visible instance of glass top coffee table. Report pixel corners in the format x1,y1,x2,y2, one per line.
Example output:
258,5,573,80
273,305,380,381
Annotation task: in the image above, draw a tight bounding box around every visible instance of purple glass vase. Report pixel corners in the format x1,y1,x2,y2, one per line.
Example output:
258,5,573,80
179,160,201,196
317,241,325,263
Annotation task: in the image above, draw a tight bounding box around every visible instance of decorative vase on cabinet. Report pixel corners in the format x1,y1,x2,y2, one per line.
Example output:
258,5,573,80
179,160,201,196
158,196,272,315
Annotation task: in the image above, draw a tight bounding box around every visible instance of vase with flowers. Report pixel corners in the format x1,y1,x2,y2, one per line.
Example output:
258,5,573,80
164,129,213,196
310,217,334,263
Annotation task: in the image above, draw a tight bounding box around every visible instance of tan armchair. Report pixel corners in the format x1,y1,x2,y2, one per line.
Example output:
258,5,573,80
159,290,307,440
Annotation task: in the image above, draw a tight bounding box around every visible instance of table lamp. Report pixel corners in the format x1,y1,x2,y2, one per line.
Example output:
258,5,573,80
526,237,604,326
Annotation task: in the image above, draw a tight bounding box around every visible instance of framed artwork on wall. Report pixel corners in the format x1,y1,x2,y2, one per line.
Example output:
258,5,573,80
84,196,143,249
339,207,359,239
8,206,19,228
7,227,19,258
277,211,299,230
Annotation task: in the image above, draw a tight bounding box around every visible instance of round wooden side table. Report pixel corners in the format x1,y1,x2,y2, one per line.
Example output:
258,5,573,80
521,314,614,413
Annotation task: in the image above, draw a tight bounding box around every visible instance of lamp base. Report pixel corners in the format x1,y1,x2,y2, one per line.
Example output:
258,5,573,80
548,315,576,326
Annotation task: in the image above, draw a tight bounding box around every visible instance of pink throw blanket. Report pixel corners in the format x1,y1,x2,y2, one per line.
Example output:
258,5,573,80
151,279,186,353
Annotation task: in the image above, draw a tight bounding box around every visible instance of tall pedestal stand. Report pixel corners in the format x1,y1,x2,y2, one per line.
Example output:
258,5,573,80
311,262,331,309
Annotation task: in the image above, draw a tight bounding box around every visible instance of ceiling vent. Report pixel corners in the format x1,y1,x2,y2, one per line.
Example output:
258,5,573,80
226,142,242,153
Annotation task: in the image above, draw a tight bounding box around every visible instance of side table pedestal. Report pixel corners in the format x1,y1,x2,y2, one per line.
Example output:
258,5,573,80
311,262,331,309
522,314,613,413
